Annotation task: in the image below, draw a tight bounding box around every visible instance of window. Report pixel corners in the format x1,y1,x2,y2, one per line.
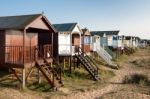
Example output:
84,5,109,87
84,36,90,44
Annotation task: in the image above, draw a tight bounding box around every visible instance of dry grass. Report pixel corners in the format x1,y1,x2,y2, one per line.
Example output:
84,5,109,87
0,47,150,99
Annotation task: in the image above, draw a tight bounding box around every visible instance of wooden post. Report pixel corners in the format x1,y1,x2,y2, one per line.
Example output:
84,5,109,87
37,69,41,84
63,57,66,68
73,56,76,70
77,59,79,68
22,68,26,89
23,29,26,64
50,62,52,67
69,56,72,70
69,56,72,74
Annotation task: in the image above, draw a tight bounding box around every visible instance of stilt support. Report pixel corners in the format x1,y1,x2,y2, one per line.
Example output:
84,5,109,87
22,68,26,89
63,57,66,68
37,69,41,84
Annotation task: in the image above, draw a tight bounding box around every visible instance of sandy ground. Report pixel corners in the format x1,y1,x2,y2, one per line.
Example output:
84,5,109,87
0,48,149,99
52,48,150,99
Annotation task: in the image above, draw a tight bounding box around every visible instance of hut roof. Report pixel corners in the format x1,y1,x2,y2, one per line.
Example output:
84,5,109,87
90,31,119,36
0,14,43,29
53,23,77,32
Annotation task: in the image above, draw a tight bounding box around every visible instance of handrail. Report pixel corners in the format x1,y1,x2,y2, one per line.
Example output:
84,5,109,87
104,46,116,59
77,47,99,73
4,45,52,64
98,46,112,59
35,47,62,81
96,47,112,65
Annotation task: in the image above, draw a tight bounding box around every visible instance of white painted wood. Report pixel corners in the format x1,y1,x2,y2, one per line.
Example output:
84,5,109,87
107,35,113,46
58,24,82,56
91,35,100,51
59,34,71,55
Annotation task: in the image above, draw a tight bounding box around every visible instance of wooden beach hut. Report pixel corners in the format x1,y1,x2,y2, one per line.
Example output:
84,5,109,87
53,23,100,80
0,14,63,89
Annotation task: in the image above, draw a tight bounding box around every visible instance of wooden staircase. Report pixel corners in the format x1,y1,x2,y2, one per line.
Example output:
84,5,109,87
95,46,117,67
104,46,117,59
124,46,135,55
35,48,63,89
75,47,99,81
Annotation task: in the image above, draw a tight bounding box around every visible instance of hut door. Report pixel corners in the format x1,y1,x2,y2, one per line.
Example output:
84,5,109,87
26,33,38,62
72,34,80,52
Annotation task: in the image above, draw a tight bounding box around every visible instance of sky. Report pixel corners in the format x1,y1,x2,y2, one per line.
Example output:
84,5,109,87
0,0,150,39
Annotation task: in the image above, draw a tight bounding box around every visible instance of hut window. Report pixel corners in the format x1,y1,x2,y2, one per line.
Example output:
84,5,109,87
84,36,90,44
113,36,118,40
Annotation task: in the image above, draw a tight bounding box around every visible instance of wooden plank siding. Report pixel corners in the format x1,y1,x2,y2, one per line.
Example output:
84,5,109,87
82,44,90,53
0,14,58,69
0,30,55,68
81,28,91,54
0,30,5,65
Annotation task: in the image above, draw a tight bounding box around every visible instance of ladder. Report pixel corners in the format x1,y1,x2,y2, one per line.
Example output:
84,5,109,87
75,47,99,81
35,48,63,89
95,46,116,66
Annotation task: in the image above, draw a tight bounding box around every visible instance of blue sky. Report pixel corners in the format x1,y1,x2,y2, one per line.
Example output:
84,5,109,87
0,0,150,39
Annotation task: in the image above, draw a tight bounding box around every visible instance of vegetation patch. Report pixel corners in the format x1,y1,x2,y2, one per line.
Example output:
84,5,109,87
123,74,150,86
131,59,150,68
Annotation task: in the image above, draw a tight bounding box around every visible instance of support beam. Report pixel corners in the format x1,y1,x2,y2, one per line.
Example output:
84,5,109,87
69,56,72,74
63,57,66,68
25,67,34,82
73,56,76,70
37,69,41,84
22,68,26,89
10,68,22,83
69,56,72,71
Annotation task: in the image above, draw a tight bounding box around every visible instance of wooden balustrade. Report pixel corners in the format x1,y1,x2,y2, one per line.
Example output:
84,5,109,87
5,44,52,65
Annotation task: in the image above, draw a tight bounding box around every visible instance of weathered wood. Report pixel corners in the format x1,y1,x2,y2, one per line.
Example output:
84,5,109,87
63,57,66,68
37,69,42,84
22,68,26,89
10,68,22,83
69,56,72,74
69,56,72,71
25,67,34,82
23,29,26,64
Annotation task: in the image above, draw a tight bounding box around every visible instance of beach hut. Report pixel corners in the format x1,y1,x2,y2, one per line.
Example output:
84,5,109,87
0,14,63,89
53,23,82,56
53,23,99,80
81,28,91,54
124,36,133,47
90,31,117,66
90,31,119,48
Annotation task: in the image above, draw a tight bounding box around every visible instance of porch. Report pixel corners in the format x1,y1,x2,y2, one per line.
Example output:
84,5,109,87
4,44,52,68
59,44,80,56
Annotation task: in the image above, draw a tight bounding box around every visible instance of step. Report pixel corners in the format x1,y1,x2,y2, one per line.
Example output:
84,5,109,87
45,58,53,64
75,54,99,81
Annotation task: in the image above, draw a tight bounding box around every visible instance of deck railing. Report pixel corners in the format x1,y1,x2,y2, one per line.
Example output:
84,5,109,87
5,44,52,64
59,44,71,55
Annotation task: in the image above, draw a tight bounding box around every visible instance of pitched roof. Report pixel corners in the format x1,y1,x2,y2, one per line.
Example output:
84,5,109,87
81,28,91,36
90,31,119,36
0,14,42,29
53,23,77,32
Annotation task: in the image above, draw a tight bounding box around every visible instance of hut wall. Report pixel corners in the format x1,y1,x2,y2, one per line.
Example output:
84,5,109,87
107,35,113,46
0,30,5,66
5,30,23,46
82,36,91,53
100,37,107,47
59,33,71,55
